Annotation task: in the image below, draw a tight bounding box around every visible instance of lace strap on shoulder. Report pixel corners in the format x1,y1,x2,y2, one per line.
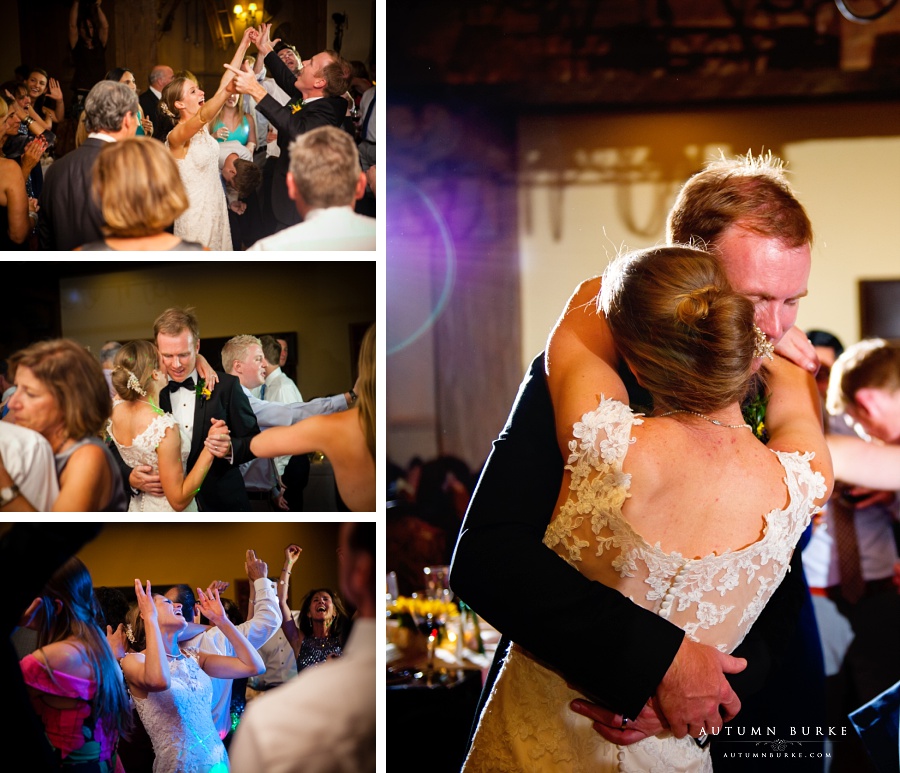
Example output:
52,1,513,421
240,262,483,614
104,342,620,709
567,395,640,474
143,413,178,448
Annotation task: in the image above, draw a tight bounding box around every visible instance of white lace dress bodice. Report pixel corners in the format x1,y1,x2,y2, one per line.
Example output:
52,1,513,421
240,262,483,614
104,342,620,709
131,651,227,773
464,397,826,773
167,127,232,251
107,413,197,512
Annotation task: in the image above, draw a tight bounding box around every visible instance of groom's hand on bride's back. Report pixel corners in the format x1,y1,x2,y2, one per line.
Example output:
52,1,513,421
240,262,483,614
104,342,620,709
657,638,746,739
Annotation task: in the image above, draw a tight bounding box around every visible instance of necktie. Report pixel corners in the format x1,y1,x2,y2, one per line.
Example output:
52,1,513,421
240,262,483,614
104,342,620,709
831,483,865,604
168,377,195,394
259,383,267,400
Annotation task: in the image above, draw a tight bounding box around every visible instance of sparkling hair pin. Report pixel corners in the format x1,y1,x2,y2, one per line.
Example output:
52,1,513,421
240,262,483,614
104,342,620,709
125,623,136,644
127,371,147,397
753,325,775,361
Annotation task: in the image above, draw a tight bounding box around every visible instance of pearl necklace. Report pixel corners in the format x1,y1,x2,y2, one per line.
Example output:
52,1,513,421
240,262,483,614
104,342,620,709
657,409,751,430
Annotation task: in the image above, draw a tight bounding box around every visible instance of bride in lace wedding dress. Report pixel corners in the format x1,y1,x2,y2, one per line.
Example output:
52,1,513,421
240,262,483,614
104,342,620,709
463,246,831,773
119,579,264,773
107,340,228,512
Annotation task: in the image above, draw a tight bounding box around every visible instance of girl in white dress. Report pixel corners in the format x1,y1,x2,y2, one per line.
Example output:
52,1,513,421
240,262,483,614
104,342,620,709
464,246,832,772
159,28,254,250
107,340,229,512
120,579,264,773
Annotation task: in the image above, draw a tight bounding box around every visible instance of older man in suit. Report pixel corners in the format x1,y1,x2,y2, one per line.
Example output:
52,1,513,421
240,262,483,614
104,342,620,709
111,307,260,512
139,64,174,141
226,23,351,234
37,80,138,250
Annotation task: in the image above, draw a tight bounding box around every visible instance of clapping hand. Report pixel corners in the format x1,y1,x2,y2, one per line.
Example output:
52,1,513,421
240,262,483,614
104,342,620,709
204,419,231,458
22,136,46,174
196,585,226,625
141,117,154,135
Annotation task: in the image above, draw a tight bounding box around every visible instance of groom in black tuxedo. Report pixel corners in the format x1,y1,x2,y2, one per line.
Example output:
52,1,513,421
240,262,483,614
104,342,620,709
112,307,259,511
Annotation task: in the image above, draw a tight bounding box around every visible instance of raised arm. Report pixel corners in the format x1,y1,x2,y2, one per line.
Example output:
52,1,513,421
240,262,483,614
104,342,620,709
167,29,250,150
545,275,626,451
95,0,109,47
68,1,80,49
196,586,265,679
763,354,834,504
276,544,303,655
119,580,170,697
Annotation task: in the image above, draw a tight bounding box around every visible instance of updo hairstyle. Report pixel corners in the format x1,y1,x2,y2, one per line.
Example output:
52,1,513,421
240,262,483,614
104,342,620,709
600,245,756,414
160,77,190,120
111,340,159,401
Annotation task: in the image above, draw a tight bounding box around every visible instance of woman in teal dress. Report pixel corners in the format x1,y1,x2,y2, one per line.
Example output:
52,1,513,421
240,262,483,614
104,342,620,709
211,92,256,153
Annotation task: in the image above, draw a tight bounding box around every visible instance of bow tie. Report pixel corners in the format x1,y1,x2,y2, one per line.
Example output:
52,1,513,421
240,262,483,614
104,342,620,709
168,377,195,393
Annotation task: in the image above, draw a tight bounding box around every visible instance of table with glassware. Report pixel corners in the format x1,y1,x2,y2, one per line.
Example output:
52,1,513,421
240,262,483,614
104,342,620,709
385,566,502,772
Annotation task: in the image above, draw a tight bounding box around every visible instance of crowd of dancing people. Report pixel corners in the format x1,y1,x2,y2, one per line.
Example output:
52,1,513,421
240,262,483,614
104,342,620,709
0,307,375,512
1,4,376,251
7,525,376,772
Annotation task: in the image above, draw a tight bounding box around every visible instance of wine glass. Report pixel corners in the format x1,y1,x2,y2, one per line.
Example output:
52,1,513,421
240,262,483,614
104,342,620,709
414,566,455,684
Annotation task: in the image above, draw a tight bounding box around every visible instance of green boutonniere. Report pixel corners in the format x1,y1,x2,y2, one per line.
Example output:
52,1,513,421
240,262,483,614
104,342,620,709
742,389,769,444
195,378,211,401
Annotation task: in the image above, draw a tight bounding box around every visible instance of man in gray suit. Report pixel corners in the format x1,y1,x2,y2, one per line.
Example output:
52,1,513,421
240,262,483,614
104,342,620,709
38,81,138,250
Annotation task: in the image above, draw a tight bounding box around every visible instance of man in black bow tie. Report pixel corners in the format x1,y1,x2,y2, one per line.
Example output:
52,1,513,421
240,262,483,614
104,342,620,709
111,307,260,511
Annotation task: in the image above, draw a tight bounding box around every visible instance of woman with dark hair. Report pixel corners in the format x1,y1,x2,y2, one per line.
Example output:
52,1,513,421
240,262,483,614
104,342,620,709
0,339,127,511
19,557,133,771
276,544,350,673
105,68,154,136
120,580,264,773
24,68,64,127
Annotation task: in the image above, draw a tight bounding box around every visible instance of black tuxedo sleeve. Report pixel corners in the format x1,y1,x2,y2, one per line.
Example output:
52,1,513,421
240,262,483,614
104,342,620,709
219,375,259,465
106,439,136,503
449,353,684,719
263,51,303,102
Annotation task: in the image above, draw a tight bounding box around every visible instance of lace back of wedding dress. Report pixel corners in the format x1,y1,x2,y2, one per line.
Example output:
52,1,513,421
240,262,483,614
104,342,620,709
464,396,825,773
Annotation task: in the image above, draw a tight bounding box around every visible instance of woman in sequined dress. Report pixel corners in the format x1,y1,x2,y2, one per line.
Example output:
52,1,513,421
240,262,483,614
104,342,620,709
277,544,351,673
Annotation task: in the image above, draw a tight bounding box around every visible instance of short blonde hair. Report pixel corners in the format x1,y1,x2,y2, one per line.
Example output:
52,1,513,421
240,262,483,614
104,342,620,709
288,126,360,209
221,335,262,375
826,338,900,416
92,137,188,237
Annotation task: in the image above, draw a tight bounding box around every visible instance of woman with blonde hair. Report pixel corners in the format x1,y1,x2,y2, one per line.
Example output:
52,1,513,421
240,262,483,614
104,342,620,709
211,91,256,153
251,323,375,511
159,29,253,250
77,136,206,251
106,339,230,511
0,339,127,511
